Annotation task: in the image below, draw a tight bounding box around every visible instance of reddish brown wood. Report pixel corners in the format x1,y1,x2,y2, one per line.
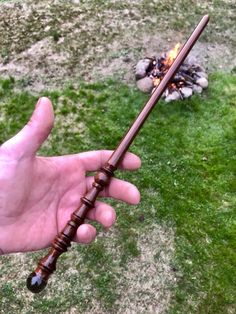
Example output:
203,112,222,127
27,15,209,293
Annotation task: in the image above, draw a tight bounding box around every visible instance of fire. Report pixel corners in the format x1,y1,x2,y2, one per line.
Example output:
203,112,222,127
136,41,208,100
164,43,181,67
153,78,160,87
148,43,182,89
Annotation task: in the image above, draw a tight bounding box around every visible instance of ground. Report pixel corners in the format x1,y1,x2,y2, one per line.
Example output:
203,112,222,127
0,1,235,314
0,0,235,92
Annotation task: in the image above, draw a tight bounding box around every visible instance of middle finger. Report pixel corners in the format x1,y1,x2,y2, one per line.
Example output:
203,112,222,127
86,176,140,204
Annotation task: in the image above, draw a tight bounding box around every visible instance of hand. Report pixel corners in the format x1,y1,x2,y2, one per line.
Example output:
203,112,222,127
0,97,141,254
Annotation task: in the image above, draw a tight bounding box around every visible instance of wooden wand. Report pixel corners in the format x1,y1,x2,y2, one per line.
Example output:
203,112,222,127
27,15,209,293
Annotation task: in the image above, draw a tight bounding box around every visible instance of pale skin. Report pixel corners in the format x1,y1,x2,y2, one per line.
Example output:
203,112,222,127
0,97,141,254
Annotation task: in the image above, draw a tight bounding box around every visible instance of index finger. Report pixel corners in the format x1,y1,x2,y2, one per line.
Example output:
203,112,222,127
79,150,141,172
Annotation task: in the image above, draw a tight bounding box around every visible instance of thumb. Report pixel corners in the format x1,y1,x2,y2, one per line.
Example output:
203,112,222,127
3,97,54,157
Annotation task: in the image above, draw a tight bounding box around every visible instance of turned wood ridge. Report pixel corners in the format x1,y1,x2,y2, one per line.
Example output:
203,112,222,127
27,15,209,293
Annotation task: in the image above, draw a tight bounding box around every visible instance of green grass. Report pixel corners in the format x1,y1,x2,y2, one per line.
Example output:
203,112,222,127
0,72,236,313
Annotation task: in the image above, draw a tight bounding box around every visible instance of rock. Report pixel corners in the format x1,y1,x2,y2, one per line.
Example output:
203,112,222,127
179,64,189,72
186,56,197,65
193,84,203,94
194,64,205,72
162,89,169,98
161,88,169,98
136,77,153,93
196,71,208,79
196,77,208,89
180,87,193,98
165,91,180,102
135,58,152,79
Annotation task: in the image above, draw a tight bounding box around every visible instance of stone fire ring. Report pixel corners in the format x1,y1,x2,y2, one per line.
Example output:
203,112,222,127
135,56,208,102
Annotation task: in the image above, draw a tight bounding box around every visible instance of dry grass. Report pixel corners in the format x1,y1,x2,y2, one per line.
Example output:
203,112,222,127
114,224,176,314
0,0,235,92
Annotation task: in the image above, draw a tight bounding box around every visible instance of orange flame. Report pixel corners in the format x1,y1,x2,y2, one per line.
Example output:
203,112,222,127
153,78,160,86
164,43,181,67
151,43,182,89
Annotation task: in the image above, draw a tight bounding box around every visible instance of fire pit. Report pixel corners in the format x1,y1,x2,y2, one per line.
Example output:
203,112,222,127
135,44,208,102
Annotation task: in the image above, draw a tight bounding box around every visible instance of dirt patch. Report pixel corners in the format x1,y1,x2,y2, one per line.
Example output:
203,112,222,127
0,0,235,92
114,224,176,314
72,223,176,314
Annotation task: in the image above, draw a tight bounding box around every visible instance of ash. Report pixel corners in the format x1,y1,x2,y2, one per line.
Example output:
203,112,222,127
135,53,208,102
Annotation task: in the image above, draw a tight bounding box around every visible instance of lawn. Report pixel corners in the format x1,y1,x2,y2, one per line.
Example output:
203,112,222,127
0,72,235,313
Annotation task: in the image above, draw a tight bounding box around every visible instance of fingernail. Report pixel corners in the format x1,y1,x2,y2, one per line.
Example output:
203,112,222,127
35,97,42,109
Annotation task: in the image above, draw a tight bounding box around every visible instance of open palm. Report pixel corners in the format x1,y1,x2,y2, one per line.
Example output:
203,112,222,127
0,97,141,254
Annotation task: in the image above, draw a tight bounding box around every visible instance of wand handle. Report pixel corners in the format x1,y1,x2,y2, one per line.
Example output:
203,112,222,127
27,15,209,293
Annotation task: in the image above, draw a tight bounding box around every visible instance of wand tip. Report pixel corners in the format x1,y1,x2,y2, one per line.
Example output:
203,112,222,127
27,271,47,293
203,14,210,22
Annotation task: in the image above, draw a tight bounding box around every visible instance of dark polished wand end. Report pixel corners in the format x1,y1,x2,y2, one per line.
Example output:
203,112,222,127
27,271,48,293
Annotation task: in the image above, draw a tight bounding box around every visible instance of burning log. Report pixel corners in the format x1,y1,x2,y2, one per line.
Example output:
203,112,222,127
135,44,208,102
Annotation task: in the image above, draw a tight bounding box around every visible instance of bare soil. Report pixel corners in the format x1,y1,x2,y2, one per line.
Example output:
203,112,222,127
0,0,235,92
